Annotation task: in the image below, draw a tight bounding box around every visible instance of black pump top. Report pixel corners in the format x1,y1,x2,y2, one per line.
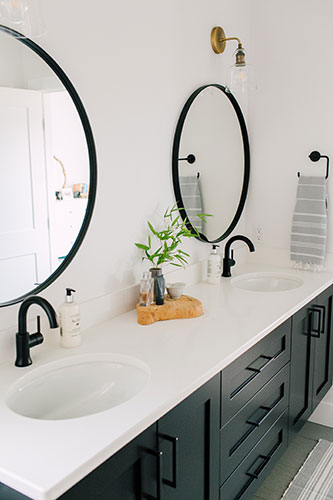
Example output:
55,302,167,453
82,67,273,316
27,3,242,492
212,245,220,250
65,288,76,303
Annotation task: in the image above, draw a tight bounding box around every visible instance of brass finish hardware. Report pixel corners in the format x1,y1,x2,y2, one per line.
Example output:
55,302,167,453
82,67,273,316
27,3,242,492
211,25,243,55
211,26,226,54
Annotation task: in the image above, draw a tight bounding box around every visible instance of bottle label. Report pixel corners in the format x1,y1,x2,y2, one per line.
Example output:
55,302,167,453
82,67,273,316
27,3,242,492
60,312,80,337
208,261,222,277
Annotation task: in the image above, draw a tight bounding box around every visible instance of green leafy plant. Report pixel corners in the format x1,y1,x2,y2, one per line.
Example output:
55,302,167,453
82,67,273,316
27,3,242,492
135,204,210,269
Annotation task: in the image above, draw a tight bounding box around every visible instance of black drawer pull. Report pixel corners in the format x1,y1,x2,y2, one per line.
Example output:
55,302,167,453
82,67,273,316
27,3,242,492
159,433,179,489
144,449,163,500
314,305,326,333
308,307,322,338
246,355,274,373
246,454,270,479
247,384,285,428
246,406,271,427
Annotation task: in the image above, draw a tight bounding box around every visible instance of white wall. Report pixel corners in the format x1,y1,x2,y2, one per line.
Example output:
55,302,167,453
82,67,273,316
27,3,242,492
247,0,333,424
0,1,251,337
247,0,333,254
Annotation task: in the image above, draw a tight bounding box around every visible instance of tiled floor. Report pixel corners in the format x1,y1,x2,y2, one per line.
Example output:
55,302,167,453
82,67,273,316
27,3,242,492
251,422,333,500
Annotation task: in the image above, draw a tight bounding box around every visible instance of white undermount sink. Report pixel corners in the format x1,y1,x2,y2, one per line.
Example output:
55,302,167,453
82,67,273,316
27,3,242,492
6,353,150,420
231,272,304,292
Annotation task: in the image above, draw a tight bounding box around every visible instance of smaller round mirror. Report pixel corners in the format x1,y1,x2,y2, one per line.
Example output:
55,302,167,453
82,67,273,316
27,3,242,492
172,84,249,243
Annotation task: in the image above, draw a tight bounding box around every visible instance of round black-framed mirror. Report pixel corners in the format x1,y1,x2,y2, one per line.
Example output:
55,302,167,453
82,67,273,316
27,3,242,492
0,25,97,307
172,84,249,243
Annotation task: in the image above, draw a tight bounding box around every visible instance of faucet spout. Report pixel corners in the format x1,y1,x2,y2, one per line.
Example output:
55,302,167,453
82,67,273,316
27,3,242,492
18,296,58,333
16,296,58,367
222,234,255,278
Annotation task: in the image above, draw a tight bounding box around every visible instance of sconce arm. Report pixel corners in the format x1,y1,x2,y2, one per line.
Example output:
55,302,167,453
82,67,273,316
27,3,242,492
220,36,243,48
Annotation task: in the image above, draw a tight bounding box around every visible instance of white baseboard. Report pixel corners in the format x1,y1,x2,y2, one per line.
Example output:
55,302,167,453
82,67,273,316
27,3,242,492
309,401,333,428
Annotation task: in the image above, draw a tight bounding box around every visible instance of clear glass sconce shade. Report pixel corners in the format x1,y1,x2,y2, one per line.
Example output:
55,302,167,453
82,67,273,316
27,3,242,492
226,48,257,94
0,0,46,38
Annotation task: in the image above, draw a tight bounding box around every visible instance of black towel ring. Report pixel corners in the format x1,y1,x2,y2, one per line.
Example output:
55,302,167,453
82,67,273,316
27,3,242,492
297,151,330,179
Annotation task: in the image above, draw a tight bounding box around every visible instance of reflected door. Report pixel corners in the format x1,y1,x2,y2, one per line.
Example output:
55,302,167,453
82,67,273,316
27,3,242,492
0,87,50,301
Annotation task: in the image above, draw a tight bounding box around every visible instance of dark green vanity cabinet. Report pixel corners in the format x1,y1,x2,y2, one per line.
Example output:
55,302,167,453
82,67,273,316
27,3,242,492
289,286,333,439
61,372,220,500
157,374,220,500
219,319,291,500
58,424,158,499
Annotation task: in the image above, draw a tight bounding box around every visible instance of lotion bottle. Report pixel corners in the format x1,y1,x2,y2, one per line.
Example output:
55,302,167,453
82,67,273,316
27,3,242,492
207,245,222,284
59,288,81,348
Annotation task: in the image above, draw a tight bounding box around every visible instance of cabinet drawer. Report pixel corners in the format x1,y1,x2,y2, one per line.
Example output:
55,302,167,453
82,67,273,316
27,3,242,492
219,410,288,500
221,319,291,426
220,363,289,484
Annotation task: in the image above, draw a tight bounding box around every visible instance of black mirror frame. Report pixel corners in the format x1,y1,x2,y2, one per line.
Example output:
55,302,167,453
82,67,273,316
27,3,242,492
0,25,97,307
172,84,250,243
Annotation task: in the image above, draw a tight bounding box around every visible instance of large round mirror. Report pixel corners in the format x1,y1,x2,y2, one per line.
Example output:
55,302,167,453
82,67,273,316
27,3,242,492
0,26,97,306
172,84,249,243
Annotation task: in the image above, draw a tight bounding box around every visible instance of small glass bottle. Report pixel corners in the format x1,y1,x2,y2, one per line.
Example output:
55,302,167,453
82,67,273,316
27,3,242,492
139,272,153,307
150,268,165,306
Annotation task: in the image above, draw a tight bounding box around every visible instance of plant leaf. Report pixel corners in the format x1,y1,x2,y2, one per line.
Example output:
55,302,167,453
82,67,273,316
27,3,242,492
147,221,158,236
135,243,150,251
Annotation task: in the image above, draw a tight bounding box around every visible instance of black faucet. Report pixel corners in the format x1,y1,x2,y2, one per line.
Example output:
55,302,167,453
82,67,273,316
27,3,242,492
222,235,255,278
15,296,59,367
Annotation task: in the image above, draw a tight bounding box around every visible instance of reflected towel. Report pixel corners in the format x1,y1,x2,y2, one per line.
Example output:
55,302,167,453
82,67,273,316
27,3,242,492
179,175,203,232
290,176,328,271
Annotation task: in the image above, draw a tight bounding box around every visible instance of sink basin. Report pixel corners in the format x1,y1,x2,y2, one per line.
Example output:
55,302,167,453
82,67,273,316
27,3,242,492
6,353,150,420
231,272,304,292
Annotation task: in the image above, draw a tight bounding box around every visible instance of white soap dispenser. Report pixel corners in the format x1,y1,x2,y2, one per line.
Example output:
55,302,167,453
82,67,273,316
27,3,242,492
207,244,222,284
59,288,81,348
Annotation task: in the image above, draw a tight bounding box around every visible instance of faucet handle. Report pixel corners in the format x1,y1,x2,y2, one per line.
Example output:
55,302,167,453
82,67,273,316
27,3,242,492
36,315,41,334
230,249,236,266
29,316,44,348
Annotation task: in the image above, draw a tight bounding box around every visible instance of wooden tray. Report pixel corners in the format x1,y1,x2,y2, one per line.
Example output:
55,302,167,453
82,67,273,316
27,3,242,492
136,295,203,325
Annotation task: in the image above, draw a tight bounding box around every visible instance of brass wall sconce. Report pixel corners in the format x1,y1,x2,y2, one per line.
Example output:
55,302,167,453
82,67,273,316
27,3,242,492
211,26,243,55
211,25,255,93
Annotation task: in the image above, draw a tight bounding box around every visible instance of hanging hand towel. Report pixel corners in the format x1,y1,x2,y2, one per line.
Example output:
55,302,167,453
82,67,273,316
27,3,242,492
179,175,203,233
290,176,328,271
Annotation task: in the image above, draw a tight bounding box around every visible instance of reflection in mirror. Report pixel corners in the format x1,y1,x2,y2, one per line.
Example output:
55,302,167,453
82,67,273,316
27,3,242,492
0,27,96,305
172,84,249,243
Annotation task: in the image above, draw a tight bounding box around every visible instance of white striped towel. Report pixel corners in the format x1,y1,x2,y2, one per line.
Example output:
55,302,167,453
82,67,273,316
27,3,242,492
179,175,203,233
290,176,328,272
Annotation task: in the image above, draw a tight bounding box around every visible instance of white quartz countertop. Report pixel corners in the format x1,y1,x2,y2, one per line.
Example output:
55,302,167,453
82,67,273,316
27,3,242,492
0,263,333,500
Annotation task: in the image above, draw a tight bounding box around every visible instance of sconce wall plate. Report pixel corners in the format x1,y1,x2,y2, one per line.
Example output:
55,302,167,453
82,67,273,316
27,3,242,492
211,26,226,54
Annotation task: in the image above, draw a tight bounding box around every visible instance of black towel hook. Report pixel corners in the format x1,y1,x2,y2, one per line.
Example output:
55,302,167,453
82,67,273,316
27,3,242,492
297,150,330,179
178,154,196,164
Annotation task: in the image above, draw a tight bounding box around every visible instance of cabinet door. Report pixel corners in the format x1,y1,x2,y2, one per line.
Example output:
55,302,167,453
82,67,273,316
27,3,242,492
312,286,333,410
59,424,158,500
289,299,316,438
157,374,219,500
0,484,31,499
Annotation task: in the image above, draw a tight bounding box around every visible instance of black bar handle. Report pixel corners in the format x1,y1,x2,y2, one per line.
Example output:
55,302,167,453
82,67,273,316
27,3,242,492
159,433,179,489
308,308,321,338
314,305,326,333
144,449,163,500
246,385,284,427
246,454,270,479
246,355,274,374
